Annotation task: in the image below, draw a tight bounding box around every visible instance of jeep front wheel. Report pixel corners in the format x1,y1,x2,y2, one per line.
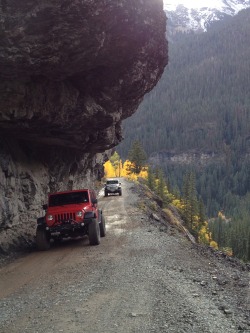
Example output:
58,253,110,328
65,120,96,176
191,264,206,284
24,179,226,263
36,227,50,251
99,214,106,237
88,218,100,245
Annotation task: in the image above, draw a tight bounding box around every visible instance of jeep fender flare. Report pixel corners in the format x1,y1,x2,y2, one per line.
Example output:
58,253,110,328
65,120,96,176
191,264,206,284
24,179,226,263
84,211,96,219
84,211,97,226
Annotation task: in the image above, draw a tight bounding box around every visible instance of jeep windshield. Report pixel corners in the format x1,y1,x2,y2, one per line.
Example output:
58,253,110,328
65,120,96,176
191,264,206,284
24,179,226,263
107,180,119,184
49,191,89,207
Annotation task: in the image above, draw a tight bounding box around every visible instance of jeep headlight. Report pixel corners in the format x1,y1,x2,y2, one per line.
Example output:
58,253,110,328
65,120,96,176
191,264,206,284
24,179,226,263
47,215,53,221
76,211,83,218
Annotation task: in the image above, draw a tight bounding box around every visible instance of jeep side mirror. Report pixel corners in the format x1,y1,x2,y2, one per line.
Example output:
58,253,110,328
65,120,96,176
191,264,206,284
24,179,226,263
92,198,97,205
42,204,48,210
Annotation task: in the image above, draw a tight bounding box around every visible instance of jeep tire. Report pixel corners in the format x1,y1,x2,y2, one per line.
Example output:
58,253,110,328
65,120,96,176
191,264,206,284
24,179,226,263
104,191,108,197
119,190,122,196
88,218,100,245
99,214,106,237
36,227,50,251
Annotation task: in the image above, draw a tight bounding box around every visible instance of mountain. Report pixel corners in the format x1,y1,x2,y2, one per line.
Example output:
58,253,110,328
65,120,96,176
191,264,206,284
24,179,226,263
117,7,250,218
117,2,250,262
165,0,250,32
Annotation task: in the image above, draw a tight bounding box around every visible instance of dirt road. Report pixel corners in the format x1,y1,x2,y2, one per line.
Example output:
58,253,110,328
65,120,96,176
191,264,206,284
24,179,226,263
0,180,249,332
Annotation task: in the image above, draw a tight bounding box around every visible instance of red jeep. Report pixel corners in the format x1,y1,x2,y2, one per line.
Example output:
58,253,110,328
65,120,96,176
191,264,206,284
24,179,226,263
36,189,106,250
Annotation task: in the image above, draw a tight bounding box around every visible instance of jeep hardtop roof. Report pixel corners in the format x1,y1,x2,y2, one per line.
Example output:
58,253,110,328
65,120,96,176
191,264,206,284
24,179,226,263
48,189,89,196
48,189,93,207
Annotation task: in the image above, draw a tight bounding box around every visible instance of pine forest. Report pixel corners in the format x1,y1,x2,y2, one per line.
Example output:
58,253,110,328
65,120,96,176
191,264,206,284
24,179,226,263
117,8,250,261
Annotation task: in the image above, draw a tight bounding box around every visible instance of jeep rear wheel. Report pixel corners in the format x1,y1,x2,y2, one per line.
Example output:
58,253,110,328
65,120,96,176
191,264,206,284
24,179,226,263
99,214,106,237
36,227,50,251
88,218,100,245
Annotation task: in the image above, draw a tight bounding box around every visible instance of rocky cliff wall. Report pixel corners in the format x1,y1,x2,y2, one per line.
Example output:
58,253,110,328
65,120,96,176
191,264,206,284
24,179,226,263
149,150,222,167
0,0,167,252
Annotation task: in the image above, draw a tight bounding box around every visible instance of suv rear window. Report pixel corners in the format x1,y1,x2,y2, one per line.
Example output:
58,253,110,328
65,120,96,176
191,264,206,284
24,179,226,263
49,191,89,207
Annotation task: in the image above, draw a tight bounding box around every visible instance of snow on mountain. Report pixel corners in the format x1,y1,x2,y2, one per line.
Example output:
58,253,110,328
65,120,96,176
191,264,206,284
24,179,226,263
164,0,250,31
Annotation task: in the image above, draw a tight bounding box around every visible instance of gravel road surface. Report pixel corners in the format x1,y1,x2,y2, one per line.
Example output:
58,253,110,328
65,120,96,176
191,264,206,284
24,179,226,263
0,179,249,332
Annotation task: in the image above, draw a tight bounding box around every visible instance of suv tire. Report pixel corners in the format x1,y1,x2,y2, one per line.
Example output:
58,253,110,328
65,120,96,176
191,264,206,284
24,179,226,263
99,214,106,237
88,218,100,245
36,227,50,251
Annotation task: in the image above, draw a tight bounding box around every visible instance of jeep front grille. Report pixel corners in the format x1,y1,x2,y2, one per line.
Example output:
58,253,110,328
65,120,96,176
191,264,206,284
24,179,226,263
55,213,76,223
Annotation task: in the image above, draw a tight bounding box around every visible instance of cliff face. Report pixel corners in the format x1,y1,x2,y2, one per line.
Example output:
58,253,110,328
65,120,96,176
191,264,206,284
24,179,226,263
0,0,168,252
149,151,222,167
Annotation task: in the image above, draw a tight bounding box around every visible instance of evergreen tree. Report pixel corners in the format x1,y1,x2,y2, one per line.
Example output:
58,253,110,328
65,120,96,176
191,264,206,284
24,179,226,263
182,172,198,232
198,198,206,224
156,169,166,201
147,167,156,191
216,212,224,247
127,141,147,175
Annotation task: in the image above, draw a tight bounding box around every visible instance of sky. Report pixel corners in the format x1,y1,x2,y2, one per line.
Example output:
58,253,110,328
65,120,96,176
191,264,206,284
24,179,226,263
164,0,224,10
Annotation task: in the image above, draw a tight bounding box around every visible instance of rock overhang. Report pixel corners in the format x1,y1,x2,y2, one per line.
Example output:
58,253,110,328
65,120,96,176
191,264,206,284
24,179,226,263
0,0,168,152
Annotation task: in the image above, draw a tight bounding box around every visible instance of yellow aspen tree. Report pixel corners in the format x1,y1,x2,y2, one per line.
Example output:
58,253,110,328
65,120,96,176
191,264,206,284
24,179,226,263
104,160,116,178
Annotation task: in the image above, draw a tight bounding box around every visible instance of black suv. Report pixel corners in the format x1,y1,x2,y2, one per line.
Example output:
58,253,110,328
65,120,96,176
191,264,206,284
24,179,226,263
104,179,122,196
